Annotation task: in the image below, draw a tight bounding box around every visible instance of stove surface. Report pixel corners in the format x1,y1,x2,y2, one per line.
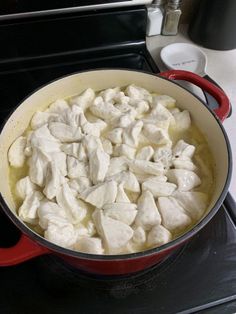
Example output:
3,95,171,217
0,6,236,314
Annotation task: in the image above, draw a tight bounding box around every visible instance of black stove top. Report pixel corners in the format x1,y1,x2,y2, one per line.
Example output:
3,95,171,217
0,6,236,314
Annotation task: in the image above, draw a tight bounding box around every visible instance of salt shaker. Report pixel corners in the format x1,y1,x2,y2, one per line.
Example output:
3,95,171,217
146,0,166,36
162,0,182,36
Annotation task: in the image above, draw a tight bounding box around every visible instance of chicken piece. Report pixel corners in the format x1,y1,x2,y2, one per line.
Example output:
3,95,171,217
135,191,162,230
82,135,103,156
75,237,104,254
92,209,133,254
30,111,59,130
47,99,70,114
113,144,136,159
61,143,87,161
103,202,137,225
89,148,110,184
29,124,61,153
122,120,143,148
38,200,67,229
173,158,197,171
8,136,26,168
18,191,43,225
125,84,152,102
172,140,195,159
15,176,37,200
29,148,50,187
56,183,87,224
142,178,176,197
136,146,154,161
132,226,146,244
68,177,91,195
147,225,172,247
143,124,170,145
109,171,140,193
172,110,191,131
49,122,83,142
43,162,65,200
167,169,201,191
90,96,121,121
45,221,78,249
173,191,208,220
158,196,192,233
106,128,123,144
153,145,172,169
115,183,130,203
106,156,128,177
67,156,88,179
80,180,117,208
151,94,176,109
70,88,95,111
128,159,164,176
101,138,113,155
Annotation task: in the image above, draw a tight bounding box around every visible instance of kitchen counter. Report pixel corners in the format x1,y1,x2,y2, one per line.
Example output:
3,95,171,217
147,25,236,199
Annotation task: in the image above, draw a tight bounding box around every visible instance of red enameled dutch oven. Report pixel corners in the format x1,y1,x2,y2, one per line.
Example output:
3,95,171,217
0,69,232,275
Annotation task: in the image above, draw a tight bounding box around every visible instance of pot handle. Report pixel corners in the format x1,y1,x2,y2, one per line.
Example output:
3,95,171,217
159,70,230,122
0,233,50,266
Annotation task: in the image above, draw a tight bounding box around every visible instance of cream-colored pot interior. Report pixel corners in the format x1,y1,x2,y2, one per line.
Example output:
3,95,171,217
0,69,229,235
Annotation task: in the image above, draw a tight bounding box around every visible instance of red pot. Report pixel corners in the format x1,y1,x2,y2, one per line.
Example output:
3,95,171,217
0,69,232,275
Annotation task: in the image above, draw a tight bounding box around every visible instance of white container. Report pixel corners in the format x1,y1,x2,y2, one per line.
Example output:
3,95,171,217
146,0,165,36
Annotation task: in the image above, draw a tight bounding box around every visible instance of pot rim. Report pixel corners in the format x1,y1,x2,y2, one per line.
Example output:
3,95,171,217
0,68,232,261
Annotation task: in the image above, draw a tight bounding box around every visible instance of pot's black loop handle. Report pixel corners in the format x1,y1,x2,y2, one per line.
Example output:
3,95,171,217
203,75,232,117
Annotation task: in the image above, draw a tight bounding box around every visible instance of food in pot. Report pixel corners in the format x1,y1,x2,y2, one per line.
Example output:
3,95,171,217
8,85,214,255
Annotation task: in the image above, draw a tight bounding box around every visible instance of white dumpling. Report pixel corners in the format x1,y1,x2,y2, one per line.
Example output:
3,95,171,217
38,200,67,229
90,96,121,121
143,124,170,145
49,122,83,142
132,226,146,244
75,237,104,254
8,136,26,168
50,151,67,176
61,143,87,161
173,191,208,220
47,99,70,114
172,110,191,131
101,138,113,155
31,111,59,130
103,202,137,225
56,183,87,224
115,183,130,203
106,128,123,144
167,169,201,191
29,148,50,187
122,120,143,148
45,221,78,249
70,88,95,111
99,87,120,102
89,148,110,184
147,225,172,247
110,171,140,193
82,135,103,156
128,159,164,176
15,176,37,200
135,173,167,184
82,119,107,137
43,162,65,200
80,180,117,208
136,146,154,161
113,144,136,159
153,145,172,169
92,209,133,254
68,177,91,195
135,190,162,230
106,156,128,177
125,84,152,102
151,94,176,109
172,158,197,171
18,191,44,225
129,99,149,116
112,110,136,128
67,156,88,179
158,196,192,233
172,140,195,159
142,178,177,197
